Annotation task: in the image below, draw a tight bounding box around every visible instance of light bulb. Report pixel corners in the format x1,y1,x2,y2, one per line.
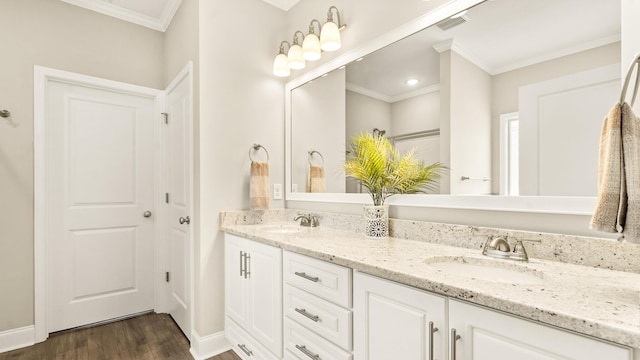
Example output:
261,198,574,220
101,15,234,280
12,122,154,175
320,21,341,52
302,33,321,61
273,53,290,77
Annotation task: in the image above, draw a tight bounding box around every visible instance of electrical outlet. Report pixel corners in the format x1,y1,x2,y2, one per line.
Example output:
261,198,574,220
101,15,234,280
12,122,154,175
273,183,282,200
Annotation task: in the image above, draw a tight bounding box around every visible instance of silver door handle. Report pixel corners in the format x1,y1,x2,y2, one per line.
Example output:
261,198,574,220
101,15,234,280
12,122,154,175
429,321,438,360
143,210,152,218
451,328,461,360
237,344,253,356
295,308,320,322
294,271,319,282
295,345,320,360
179,216,190,224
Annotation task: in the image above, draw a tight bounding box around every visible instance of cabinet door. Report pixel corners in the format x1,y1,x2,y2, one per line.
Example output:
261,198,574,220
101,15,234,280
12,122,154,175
354,272,447,360
246,239,283,358
449,300,632,360
225,234,248,326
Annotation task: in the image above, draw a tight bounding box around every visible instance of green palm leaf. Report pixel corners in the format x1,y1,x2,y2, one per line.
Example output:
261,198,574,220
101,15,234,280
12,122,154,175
344,132,446,205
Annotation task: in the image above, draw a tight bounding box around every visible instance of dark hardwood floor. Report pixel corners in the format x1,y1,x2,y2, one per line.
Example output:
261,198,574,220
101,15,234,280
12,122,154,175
0,313,240,360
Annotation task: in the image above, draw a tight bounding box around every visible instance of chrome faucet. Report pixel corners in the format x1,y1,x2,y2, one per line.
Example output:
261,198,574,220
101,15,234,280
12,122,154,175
482,236,540,262
294,213,320,227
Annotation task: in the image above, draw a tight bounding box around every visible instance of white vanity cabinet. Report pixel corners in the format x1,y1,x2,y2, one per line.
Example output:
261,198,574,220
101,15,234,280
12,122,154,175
283,251,353,360
448,300,633,360
353,272,447,360
225,233,283,359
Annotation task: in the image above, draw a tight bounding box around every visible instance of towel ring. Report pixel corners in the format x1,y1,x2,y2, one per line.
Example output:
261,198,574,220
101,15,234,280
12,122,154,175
249,144,269,162
0,110,10,118
308,150,324,166
620,53,640,107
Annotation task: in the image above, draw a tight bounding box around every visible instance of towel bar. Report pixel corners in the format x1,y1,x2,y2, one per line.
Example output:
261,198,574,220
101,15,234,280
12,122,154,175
461,176,491,181
249,144,269,162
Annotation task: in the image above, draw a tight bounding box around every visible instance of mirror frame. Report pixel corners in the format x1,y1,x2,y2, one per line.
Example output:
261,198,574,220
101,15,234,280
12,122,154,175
285,0,598,216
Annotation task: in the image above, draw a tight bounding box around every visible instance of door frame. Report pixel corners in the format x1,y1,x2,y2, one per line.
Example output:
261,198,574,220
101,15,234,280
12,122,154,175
162,62,195,341
33,66,165,342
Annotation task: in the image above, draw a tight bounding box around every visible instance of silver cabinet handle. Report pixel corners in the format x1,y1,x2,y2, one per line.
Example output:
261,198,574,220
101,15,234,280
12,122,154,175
237,344,253,356
451,328,461,360
179,216,190,224
295,308,320,322
240,251,245,277
294,271,319,282
244,253,251,279
295,345,320,360
143,210,152,218
429,321,438,360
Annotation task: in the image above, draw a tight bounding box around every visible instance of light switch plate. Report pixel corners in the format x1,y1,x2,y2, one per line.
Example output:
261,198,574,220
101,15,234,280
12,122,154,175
273,183,283,200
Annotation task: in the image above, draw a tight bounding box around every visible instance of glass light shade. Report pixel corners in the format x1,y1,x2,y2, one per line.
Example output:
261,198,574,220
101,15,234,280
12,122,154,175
302,33,321,61
320,21,341,51
287,44,306,69
273,53,290,77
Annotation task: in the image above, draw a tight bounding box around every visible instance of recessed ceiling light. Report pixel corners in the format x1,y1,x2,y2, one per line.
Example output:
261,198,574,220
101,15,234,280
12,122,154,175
355,57,364,62
406,79,419,86
321,73,329,77
338,65,346,70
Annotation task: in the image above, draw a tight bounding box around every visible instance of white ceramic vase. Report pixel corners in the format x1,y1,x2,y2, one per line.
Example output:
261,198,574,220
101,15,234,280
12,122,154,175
363,205,389,239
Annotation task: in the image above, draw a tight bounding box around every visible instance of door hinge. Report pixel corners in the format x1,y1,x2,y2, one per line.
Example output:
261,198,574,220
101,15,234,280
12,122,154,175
166,272,170,282
165,193,169,203
161,112,168,124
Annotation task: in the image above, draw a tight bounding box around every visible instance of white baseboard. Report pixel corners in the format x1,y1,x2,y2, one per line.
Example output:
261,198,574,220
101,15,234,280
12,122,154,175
0,325,35,354
189,329,231,360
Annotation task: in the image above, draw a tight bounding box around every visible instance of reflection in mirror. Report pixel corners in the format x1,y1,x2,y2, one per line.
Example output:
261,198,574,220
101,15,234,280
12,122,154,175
289,0,621,198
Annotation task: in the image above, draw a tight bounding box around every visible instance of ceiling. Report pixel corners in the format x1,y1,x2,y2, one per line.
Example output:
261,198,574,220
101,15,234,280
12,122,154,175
346,0,621,101
61,0,182,31
261,0,301,11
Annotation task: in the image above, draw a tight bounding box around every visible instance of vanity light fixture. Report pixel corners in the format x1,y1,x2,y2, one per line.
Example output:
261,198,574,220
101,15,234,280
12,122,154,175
302,20,322,61
273,41,291,77
288,31,306,70
320,6,346,52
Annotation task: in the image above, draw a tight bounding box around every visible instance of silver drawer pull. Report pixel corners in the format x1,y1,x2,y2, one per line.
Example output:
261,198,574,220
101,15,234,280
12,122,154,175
294,307,320,322
237,344,253,356
295,344,321,360
294,271,319,282
451,328,461,360
429,321,438,360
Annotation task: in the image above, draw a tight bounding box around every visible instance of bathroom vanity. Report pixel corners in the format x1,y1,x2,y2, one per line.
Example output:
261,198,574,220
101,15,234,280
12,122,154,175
221,211,640,360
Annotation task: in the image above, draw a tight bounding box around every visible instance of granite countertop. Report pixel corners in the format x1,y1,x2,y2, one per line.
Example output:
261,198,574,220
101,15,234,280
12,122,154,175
221,222,640,349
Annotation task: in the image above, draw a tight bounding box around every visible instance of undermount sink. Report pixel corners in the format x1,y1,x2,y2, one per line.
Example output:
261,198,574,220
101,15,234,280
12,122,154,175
424,256,544,284
259,224,304,234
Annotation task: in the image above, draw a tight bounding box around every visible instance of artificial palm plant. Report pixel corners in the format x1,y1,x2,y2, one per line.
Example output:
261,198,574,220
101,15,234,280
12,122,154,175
344,132,445,206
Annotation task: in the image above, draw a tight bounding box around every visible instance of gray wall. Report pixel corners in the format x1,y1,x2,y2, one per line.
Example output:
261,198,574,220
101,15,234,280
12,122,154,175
197,0,286,337
0,0,164,333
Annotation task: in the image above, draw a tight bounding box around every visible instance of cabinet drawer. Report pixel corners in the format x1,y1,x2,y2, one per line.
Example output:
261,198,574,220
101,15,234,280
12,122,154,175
225,317,280,360
284,251,352,307
284,284,352,350
285,318,353,360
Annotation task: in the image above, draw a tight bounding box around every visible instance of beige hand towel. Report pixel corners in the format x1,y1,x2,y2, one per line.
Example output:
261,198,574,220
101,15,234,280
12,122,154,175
590,103,624,233
590,102,640,243
620,102,640,243
250,161,269,210
306,165,325,193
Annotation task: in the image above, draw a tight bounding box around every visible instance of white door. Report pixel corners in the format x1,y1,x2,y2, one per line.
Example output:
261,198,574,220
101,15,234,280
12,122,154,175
164,67,192,339
47,80,156,332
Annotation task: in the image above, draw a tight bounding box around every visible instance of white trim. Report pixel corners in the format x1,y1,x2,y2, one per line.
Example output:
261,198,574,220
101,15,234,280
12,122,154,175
34,65,162,343
432,39,493,74
347,82,441,103
0,326,35,353
390,84,440,103
260,0,300,11
499,112,519,196
189,330,231,360
345,83,392,102
60,0,181,32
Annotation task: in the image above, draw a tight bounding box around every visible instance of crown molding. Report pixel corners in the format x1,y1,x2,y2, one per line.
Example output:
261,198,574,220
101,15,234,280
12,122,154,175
261,0,301,11
346,83,392,102
61,0,182,32
390,84,440,103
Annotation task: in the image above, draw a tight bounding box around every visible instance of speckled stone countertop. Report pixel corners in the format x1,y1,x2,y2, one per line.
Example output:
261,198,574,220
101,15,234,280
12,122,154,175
221,219,640,349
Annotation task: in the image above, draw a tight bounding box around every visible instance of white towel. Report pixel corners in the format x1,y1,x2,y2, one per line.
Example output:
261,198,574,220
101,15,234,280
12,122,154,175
250,162,269,210
590,102,640,243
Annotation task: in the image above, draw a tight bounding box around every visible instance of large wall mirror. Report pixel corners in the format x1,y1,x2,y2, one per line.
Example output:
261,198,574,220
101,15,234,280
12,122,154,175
286,0,621,213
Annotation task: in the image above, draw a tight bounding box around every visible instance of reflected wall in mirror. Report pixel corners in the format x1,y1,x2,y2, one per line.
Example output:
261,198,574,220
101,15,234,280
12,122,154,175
289,0,621,197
